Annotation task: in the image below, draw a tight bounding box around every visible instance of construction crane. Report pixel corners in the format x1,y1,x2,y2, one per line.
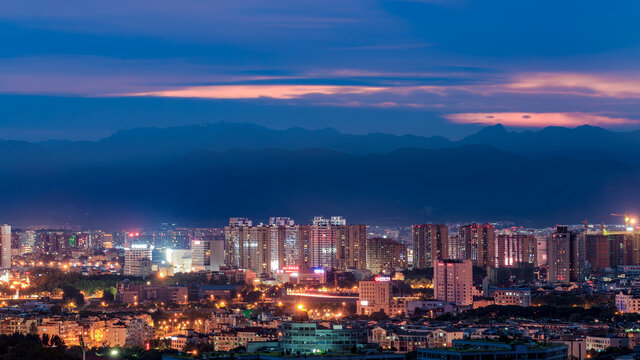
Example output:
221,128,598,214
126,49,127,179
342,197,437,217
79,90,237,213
610,212,637,229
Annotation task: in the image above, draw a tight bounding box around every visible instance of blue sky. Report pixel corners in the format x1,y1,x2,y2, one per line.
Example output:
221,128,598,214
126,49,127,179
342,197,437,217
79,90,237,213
1,0,640,140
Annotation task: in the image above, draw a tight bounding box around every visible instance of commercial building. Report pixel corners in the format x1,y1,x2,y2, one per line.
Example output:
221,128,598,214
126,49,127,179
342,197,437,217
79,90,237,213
279,322,368,354
116,282,189,305
357,276,407,315
191,239,213,271
433,259,473,306
124,244,153,277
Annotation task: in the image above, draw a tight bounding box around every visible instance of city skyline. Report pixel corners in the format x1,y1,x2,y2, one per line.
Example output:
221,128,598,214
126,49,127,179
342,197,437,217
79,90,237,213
1,2,639,360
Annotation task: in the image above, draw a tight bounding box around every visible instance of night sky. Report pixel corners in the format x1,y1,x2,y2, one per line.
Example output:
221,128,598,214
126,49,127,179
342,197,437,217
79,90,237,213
2,0,640,140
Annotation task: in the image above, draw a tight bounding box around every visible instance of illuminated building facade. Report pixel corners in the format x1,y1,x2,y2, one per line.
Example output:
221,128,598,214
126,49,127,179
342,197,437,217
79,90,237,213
547,226,585,283
412,224,448,268
0,225,11,269
124,244,153,277
458,223,496,267
433,259,473,305
366,237,408,272
496,232,536,267
491,288,531,306
357,275,407,315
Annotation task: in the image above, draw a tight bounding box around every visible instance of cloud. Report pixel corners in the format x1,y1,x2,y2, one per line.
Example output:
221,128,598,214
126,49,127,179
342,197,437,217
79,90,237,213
500,73,640,99
331,43,434,51
124,84,387,99
445,112,640,127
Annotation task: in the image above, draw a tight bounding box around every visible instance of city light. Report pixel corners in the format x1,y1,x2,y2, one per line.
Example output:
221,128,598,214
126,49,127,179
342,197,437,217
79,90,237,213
0,3,635,359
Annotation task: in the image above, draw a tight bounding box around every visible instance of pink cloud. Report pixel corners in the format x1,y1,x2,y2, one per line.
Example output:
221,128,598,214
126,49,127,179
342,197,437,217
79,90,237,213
502,73,640,99
124,84,386,99
445,112,640,127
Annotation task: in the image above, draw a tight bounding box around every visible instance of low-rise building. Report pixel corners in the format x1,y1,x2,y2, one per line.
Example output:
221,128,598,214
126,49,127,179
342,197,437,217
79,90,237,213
586,336,629,351
279,322,368,354
616,292,640,314
417,340,567,360
491,288,532,307
358,276,406,316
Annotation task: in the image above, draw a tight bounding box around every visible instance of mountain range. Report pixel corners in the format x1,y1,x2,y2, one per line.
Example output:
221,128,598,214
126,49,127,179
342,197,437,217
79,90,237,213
0,122,638,227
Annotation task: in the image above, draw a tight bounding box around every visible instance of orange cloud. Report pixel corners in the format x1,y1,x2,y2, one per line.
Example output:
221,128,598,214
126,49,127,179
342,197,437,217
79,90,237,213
445,112,640,127
125,84,386,99
503,73,640,99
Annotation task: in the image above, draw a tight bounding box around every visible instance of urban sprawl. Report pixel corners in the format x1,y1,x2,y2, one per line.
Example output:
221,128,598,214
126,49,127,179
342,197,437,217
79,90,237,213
0,215,639,360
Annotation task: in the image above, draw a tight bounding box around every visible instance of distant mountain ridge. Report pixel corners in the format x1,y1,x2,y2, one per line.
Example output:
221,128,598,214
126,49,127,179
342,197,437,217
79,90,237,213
1,122,640,168
0,122,638,227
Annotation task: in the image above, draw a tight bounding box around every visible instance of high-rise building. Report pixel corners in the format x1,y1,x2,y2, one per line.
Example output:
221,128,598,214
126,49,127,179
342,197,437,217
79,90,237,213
229,217,252,227
248,225,271,275
308,216,353,269
224,218,252,269
124,244,153,277
496,232,536,267
585,232,640,271
0,225,10,269
535,236,548,266
192,239,225,271
366,237,408,273
102,233,114,249
298,225,311,269
433,259,473,305
225,218,303,275
335,224,367,270
412,224,448,268
268,217,298,271
548,226,585,283
458,223,496,267
224,216,365,273
447,234,464,260
269,217,295,226
18,230,36,255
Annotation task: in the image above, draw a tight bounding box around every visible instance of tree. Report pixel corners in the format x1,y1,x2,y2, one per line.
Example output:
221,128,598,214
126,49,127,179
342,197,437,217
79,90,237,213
62,286,84,307
370,310,389,321
50,335,65,348
102,287,116,301
28,322,38,335
41,333,50,347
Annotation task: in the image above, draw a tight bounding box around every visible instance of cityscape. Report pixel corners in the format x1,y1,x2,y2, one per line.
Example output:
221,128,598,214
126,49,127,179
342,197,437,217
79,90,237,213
3,1,640,360
0,216,637,360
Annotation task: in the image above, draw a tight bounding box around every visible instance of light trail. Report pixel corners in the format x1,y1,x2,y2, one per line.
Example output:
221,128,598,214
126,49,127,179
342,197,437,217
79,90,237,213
288,292,357,300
